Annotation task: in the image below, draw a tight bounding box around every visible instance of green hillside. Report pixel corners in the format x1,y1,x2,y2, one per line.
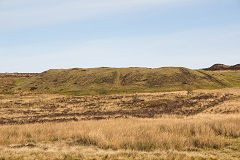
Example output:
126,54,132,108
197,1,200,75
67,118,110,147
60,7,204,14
13,67,240,96
0,74,33,94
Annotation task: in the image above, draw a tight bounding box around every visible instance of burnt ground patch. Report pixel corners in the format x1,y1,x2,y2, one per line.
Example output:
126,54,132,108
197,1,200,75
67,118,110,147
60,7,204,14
0,91,238,125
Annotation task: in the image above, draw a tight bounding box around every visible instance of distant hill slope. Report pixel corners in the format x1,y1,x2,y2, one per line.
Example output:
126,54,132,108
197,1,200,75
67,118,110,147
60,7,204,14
13,67,240,95
204,64,240,71
0,73,37,94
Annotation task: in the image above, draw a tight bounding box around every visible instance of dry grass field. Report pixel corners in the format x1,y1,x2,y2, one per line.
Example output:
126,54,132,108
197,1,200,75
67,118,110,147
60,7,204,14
0,88,240,124
0,88,240,159
0,115,240,160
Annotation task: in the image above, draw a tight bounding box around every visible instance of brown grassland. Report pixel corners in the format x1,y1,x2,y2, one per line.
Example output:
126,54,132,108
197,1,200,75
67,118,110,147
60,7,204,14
0,115,240,160
0,88,240,160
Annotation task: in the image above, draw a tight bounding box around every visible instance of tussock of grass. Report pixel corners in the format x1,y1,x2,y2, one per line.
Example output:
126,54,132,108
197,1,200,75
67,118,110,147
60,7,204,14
1,115,239,151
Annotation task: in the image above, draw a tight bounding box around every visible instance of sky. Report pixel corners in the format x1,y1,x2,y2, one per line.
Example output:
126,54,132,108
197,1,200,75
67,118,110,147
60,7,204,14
0,0,240,73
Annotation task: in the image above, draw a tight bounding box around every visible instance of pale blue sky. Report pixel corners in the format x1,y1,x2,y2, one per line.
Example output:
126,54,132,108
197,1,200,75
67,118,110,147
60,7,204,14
0,0,240,72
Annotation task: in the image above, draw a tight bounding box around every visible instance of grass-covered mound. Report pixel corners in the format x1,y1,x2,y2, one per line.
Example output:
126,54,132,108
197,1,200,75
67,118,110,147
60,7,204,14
15,67,240,95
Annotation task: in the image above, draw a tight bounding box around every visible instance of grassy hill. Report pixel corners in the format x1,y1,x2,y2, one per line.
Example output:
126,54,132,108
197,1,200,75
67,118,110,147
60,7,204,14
9,67,240,95
1,69,240,160
0,73,36,94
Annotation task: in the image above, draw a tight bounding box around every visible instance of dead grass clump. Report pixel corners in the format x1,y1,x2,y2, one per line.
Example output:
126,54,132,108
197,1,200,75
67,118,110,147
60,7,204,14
0,115,239,151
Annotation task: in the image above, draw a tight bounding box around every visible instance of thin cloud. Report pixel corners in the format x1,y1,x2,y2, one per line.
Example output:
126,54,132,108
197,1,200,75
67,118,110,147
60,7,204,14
0,0,194,31
1,24,238,72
